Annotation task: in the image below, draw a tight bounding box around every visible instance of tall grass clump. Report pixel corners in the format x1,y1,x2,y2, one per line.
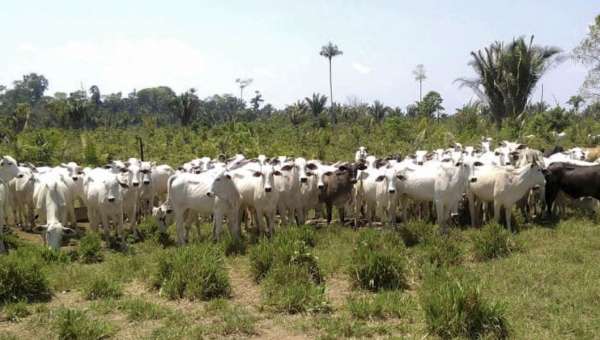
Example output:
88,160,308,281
152,244,231,300
0,249,52,304
421,234,463,267
75,232,104,264
420,268,509,339
220,234,247,257
253,230,329,314
347,229,408,292
397,220,435,247
53,308,115,340
472,221,522,260
2,299,31,322
81,275,123,300
346,291,408,320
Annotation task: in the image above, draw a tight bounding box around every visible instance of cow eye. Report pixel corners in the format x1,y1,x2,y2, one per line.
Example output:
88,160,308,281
8,162,12,165
0,162,3,166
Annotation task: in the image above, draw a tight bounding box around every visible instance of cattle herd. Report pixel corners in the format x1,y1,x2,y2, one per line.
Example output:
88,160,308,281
2,136,600,254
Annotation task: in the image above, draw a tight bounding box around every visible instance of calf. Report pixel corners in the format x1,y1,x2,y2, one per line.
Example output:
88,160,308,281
0,155,24,255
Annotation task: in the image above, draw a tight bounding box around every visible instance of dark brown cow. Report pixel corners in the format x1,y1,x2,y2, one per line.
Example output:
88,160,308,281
544,162,600,216
308,161,367,225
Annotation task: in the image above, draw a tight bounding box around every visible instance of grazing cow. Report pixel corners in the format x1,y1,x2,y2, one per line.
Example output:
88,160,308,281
544,162,600,217
467,163,547,231
150,164,176,204
0,156,24,255
83,169,129,247
32,172,76,249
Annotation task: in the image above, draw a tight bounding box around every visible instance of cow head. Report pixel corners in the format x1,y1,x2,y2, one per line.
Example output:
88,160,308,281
34,221,76,250
0,155,23,180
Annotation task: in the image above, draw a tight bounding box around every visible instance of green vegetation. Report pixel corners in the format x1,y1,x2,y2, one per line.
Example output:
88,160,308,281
81,275,123,300
53,308,115,340
0,248,52,304
472,221,523,260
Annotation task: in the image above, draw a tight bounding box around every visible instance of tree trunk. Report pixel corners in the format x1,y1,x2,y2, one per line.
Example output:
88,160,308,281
494,114,502,131
329,58,335,126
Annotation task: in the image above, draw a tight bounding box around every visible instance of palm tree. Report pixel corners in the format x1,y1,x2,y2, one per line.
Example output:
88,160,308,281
412,64,427,102
456,36,563,130
305,93,328,117
319,42,343,117
567,95,585,114
168,89,200,126
367,100,391,125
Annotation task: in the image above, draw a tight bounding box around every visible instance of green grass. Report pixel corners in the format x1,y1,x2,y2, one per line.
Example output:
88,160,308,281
81,275,123,300
0,247,53,304
2,215,600,339
53,308,115,340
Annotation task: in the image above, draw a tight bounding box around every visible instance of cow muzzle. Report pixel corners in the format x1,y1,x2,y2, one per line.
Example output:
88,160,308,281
133,182,140,187
207,192,214,197
469,177,477,183
108,197,115,202
388,189,396,194
300,177,307,183
265,187,272,193
318,184,324,190
72,177,78,181
143,180,150,185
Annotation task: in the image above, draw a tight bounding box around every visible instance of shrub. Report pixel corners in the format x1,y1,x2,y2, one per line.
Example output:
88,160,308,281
347,229,408,292
472,221,521,260
75,232,104,264
152,244,231,300
53,308,115,340
420,268,509,339
278,225,319,247
248,238,277,282
81,275,123,300
0,249,52,304
117,298,167,322
422,234,463,267
215,304,259,337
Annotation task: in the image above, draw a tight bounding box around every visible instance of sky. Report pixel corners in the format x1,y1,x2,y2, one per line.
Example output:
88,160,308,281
0,0,597,113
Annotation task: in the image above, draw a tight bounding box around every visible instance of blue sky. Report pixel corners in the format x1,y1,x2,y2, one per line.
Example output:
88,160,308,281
1,0,597,113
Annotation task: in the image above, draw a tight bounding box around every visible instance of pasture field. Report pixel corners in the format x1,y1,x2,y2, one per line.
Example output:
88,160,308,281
1,212,600,340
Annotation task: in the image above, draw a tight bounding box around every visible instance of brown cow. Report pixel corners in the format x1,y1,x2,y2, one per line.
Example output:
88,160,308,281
583,146,600,162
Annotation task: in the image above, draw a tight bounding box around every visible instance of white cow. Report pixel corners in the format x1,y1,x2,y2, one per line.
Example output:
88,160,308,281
467,163,546,232
355,146,368,162
358,165,405,228
150,164,176,204
119,163,142,240
209,163,281,238
32,172,76,249
435,159,477,234
8,166,36,230
396,163,438,223
161,169,237,245
0,155,24,254
83,169,130,247
273,159,304,226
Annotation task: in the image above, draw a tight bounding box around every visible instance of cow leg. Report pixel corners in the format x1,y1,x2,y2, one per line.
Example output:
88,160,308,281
325,203,333,225
100,213,111,248
505,205,513,232
116,212,126,248
129,205,139,241
277,201,288,226
338,204,346,225
213,211,223,242
267,211,276,240
0,208,5,254
493,201,502,227
174,209,186,246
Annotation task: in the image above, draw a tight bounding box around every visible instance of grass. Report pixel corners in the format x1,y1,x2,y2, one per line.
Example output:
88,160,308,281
81,275,123,300
2,215,600,339
0,247,53,304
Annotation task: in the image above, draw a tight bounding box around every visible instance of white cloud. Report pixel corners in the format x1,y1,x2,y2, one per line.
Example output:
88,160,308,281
251,67,275,79
52,38,206,93
352,62,371,75
17,43,39,53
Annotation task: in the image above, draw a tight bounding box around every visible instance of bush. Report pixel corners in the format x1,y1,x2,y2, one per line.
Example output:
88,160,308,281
152,244,231,300
422,234,463,267
472,221,521,260
53,308,115,340
117,298,167,322
347,229,408,292
0,249,52,305
75,232,104,264
420,268,509,339
220,234,247,257
82,275,123,300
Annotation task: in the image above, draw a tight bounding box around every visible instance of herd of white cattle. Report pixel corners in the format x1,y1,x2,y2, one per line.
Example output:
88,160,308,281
1,136,600,254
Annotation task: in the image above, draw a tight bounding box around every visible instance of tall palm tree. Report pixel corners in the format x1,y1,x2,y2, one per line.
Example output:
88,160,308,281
305,93,328,117
567,95,585,114
456,36,562,130
168,89,200,126
412,64,427,102
367,100,391,125
319,42,343,116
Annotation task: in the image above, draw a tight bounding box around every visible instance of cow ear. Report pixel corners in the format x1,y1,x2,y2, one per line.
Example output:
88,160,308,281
253,171,261,177
338,165,348,171
124,162,131,167
307,163,318,170
455,162,463,167
396,174,407,181
280,164,294,171
118,181,130,189
150,161,156,167
33,225,47,233
120,167,129,173
60,163,68,168
273,170,282,176
102,164,112,169
357,164,367,170
474,161,484,167
63,227,77,236
494,151,500,156
516,144,527,150
225,174,232,180
324,171,333,176
306,171,314,176
542,169,551,175
375,175,385,182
